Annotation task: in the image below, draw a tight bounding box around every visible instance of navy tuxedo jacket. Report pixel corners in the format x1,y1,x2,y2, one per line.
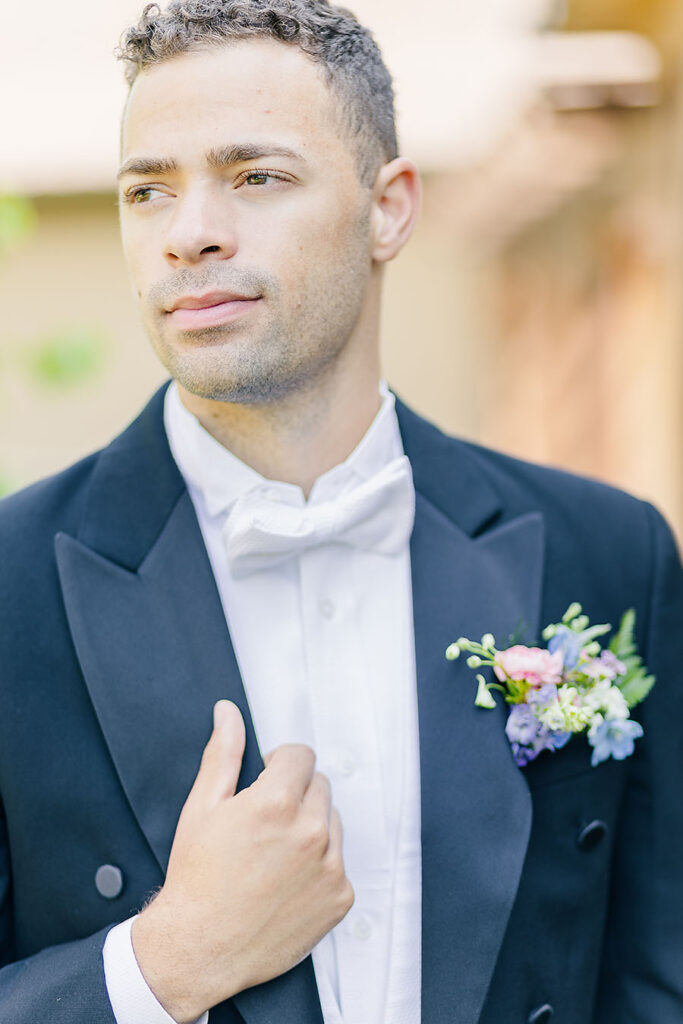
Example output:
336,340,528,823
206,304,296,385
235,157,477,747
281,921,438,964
0,385,682,1024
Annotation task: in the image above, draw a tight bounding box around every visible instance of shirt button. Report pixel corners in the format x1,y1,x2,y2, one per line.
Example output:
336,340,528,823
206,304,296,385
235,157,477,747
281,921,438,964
353,914,373,940
95,864,124,900
319,599,335,620
339,753,356,777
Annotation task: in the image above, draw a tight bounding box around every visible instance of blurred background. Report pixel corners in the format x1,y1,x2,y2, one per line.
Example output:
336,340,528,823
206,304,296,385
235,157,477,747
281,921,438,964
1,0,682,542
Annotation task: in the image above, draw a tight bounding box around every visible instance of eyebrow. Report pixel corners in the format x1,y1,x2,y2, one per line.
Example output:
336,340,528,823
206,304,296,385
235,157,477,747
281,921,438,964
117,143,305,181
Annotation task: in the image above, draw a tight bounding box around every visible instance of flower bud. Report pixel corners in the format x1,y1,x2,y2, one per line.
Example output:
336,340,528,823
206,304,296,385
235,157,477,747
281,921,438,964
563,602,582,623
542,624,557,641
475,675,497,709
481,633,495,650
467,655,482,669
445,644,461,661
572,615,589,632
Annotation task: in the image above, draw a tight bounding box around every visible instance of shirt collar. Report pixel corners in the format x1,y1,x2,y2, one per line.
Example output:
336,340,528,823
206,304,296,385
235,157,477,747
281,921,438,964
164,380,405,520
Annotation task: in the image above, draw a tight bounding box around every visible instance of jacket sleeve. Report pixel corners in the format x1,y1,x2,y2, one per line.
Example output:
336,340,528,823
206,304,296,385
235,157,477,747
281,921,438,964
593,503,683,1022
0,805,116,1024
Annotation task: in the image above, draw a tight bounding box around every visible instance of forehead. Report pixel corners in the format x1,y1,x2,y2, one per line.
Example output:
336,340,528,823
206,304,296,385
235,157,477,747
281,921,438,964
121,38,342,162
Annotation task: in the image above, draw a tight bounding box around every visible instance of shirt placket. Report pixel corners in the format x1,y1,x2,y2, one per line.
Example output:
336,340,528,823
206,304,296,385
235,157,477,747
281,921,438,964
299,543,393,1024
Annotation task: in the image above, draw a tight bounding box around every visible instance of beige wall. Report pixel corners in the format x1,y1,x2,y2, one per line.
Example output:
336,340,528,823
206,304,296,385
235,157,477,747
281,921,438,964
0,195,165,488
482,104,683,541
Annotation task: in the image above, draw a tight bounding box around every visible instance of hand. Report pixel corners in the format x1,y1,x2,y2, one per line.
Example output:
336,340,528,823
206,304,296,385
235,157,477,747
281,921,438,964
131,700,353,1023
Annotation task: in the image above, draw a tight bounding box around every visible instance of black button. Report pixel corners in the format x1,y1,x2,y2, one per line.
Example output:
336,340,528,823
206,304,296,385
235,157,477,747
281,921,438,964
95,864,124,899
577,819,608,851
527,1005,554,1024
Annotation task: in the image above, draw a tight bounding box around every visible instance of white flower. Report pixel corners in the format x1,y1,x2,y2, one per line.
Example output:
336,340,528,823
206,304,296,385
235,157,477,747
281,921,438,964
604,686,629,721
581,679,612,713
588,713,605,744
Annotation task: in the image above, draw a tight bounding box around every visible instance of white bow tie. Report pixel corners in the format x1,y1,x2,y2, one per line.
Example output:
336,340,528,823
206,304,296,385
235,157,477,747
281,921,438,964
223,455,415,578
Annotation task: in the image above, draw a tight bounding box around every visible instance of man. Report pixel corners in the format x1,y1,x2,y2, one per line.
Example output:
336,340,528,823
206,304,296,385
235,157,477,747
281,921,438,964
0,1,681,1022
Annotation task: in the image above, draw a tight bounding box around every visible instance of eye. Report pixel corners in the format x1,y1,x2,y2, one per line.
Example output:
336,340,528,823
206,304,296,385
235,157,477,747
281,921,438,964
245,172,270,186
237,169,290,188
123,186,166,205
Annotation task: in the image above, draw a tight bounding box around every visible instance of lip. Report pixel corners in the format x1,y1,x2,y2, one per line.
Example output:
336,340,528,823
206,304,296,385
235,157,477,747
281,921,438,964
167,291,261,330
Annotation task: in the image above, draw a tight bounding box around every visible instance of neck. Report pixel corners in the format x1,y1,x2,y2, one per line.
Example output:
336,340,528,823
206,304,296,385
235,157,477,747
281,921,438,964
177,363,382,499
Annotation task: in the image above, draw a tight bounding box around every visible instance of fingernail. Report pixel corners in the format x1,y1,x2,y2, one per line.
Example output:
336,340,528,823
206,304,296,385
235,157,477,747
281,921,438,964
213,700,232,730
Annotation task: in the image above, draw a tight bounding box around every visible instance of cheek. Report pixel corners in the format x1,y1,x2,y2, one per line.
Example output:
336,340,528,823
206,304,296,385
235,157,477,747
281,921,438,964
275,202,370,285
120,222,156,293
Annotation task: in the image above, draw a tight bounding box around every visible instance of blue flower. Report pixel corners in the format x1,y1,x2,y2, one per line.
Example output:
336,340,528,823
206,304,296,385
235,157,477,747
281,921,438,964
588,717,644,767
548,625,583,670
505,704,540,747
506,703,571,767
544,729,571,751
511,743,537,767
526,683,559,708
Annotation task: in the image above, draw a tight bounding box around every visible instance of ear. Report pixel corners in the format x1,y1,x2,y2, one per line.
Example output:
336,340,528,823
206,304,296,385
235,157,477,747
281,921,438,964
370,157,421,263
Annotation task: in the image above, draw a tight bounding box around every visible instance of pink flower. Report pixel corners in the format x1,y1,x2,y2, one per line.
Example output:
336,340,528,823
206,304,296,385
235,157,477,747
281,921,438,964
494,646,564,687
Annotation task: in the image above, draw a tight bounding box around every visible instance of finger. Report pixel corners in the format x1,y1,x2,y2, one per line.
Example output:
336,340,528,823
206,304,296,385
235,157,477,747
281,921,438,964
326,807,344,861
301,772,332,822
189,700,246,808
256,744,316,803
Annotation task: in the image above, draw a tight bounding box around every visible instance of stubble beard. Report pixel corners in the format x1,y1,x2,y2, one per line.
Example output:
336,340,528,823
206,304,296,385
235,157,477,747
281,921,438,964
142,208,373,406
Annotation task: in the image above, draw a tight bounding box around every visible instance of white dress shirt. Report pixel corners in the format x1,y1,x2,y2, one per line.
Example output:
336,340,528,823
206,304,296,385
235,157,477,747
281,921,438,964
103,381,422,1024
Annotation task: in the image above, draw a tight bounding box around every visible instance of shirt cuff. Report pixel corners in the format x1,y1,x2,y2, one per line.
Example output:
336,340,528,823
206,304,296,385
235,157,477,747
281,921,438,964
103,916,209,1024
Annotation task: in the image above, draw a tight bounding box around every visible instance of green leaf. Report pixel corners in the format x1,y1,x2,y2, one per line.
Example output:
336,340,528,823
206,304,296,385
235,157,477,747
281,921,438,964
610,610,656,709
609,608,637,660
618,670,656,708
506,618,528,646
0,195,38,258
27,328,105,387
0,470,14,498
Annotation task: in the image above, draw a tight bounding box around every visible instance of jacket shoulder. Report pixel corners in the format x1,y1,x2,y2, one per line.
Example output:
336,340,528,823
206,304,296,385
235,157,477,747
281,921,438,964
397,400,674,622
398,397,654,538
0,454,99,587
462,436,650,528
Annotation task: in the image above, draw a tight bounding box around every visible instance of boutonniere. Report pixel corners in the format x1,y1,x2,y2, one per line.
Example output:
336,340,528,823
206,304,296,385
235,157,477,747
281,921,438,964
445,603,655,768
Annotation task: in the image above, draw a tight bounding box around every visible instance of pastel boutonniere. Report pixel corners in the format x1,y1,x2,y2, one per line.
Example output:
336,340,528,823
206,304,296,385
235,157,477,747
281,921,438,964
446,603,655,768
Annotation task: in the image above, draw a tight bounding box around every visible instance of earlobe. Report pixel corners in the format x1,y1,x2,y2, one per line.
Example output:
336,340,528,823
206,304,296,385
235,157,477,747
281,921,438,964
371,158,421,264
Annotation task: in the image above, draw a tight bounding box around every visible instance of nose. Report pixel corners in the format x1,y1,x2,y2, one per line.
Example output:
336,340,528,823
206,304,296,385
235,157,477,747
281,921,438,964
163,185,238,267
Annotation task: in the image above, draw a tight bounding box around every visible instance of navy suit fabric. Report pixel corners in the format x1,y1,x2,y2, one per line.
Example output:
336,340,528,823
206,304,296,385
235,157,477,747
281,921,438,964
0,383,681,1024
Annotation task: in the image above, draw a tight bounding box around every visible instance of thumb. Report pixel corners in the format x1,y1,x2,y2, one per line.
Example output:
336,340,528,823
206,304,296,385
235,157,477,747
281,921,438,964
191,700,246,807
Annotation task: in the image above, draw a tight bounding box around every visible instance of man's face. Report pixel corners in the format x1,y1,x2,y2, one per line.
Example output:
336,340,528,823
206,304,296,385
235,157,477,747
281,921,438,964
118,39,377,403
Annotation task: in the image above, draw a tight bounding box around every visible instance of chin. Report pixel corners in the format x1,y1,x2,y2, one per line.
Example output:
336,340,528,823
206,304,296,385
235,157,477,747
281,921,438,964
169,359,307,406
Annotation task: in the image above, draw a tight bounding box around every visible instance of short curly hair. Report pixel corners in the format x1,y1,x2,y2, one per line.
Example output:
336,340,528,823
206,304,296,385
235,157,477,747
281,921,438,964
116,0,399,185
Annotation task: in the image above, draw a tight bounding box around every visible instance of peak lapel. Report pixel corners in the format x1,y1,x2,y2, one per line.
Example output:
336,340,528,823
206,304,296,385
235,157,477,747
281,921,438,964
396,399,543,1023
412,497,541,1024
56,386,323,1024
55,492,263,871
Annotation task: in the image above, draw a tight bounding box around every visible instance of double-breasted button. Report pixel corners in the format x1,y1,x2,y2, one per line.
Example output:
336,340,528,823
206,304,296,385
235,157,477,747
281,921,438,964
576,819,608,851
95,864,124,899
527,1004,554,1024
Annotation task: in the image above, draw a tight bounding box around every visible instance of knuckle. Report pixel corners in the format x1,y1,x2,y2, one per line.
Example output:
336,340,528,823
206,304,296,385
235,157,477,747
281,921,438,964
323,851,346,885
313,771,331,799
262,788,298,820
301,818,329,853
338,879,355,915
278,742,316,767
